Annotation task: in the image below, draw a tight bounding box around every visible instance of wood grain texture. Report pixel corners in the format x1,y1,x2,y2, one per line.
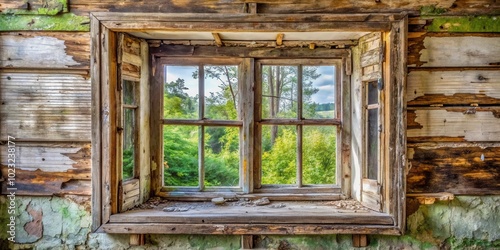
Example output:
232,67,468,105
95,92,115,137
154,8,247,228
407,108,500,142
418,36,500,67
67,0,499,15
0,72,91,141
0,32,90,69
0,143,91,196
408,145,500,194
408,70,500,106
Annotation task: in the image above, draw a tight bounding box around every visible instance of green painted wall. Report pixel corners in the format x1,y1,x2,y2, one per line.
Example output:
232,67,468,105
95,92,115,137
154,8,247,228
1,196,499,249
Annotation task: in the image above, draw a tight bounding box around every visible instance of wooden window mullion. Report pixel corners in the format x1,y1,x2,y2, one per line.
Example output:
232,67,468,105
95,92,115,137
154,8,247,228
296,65,303,187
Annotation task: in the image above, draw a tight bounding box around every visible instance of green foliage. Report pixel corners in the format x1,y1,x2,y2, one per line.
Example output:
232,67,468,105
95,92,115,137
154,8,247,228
163,64,336,187
122,148,134,180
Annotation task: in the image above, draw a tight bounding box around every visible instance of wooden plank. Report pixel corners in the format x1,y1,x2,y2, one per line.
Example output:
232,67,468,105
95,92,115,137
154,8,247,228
407,108,500,142
418,36,500,67
0,143,91,196
212,33,223,47
0,32,90,69
240,58,254,193
110,207,393,225
352,234,368,247
90,13,102,232
0,72,91,141
101,223,402,235
69,0,497,16
151,45,350,58
408,145,500,194
360,47,382,68
407,70,500,106
241,235,254,249
138,40,151,204
350,42,362,201
158,39,358,48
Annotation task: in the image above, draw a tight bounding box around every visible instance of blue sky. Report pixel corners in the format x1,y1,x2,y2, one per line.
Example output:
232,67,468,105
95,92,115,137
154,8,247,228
165,65,336,104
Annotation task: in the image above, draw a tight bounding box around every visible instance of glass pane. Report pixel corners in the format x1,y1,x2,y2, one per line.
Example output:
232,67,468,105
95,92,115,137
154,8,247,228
303,66,336,119
204,127,240,187
163,125,199,186
164,65,199,119
368,81,378,105
122,108,135,180
261,125,296,185
367,108,379,180
204,65,239,120
261,65,298,119
123,80,136,105
303,126,336,185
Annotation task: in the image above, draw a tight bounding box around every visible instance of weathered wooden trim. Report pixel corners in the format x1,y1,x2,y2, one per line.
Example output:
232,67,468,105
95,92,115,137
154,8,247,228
257,119,341,125
241,235,254,249
90,14,102,232
92,12,402,23
101,223,402,235
240,58,255,193
352,234,368,247
139,39,151,204
151,45,350,58
155,39,359,48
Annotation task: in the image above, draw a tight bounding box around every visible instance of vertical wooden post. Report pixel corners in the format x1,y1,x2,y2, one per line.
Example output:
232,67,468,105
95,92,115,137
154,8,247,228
130,234,145,246
241,235,254,249
352,234,368,247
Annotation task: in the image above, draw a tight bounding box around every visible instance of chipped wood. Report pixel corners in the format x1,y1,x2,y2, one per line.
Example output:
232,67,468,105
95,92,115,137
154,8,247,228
407,108,500,142
407,192,454,205
275,33,284,46
408,145,500,194
157,39,358,48
408,70,500,106
0,32,90,69
212,32,223,47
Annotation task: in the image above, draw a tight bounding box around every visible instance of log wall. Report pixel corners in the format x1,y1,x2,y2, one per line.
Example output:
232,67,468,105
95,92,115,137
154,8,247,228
0,0,499,198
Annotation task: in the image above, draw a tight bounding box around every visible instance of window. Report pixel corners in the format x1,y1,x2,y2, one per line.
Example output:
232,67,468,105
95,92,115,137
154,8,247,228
91,13,407,235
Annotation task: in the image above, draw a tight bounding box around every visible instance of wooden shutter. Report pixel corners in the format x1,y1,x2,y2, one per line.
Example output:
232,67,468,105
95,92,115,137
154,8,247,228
117,33,150,212
352,32,385,212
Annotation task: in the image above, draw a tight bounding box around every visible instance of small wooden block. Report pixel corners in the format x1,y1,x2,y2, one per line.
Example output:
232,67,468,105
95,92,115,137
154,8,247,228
129,234,145,246
352,234,368,247
241,235,254,249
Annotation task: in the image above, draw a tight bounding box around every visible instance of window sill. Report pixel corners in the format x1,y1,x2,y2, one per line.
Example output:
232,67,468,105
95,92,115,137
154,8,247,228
99,200,400,235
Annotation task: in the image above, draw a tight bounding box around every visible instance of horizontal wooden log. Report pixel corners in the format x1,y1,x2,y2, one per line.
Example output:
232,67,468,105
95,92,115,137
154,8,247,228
0,0,68,15
0,32,90,69
67,0,498,15
0,143,91,196
408,145,500,194
110,207,393,224
0,73,91,141
101,223,402,235
408,70,500,106
415,36,500,67
152,45,350,58
407,108,500,142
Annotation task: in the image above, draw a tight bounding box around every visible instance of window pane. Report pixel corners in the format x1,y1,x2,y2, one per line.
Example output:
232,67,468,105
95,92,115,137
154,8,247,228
123,80,136,105
303,66,336,119
204,127,240,187
262,65,298,119
367,108,379,180
303,126,336,185
204,65,239,120
163,125,199,186
368,81,378,105
261,125,296,185
164,65,199,119
122,108,135,180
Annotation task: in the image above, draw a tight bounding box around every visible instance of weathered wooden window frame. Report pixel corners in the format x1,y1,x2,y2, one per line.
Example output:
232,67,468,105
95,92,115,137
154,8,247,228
91,12,407,235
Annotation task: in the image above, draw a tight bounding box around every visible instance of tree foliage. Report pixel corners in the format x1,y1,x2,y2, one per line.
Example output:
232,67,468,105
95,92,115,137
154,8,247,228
162,64,337,187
